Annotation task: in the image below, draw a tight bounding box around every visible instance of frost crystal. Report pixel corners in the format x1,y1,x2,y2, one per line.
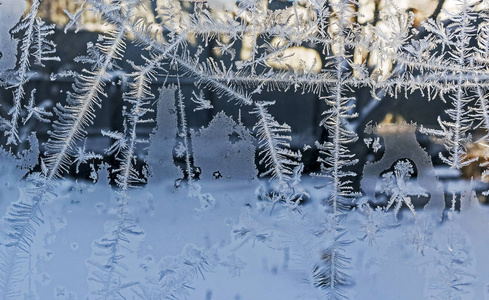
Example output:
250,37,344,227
380,160,428,219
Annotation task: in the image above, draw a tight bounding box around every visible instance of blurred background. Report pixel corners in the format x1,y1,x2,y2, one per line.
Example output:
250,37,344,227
1,0,488,201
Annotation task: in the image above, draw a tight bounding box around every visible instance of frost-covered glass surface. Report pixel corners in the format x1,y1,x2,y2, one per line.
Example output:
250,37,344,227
1,0,489,299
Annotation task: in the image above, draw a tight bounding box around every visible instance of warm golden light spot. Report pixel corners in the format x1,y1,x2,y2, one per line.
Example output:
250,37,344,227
379,113,406,125
267,46,322,73
240,34,255,61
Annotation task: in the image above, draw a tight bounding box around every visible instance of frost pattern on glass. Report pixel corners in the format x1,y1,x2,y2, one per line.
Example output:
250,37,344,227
146,87,182,184
362,123,445,221
192,111,257,181
0,0,26,71
1,0,489,299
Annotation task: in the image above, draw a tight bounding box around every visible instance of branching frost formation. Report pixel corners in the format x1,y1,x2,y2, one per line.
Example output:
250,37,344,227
2,0,489,298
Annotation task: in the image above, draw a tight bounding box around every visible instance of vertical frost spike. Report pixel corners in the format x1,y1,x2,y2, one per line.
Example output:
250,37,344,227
311,0,358,297
315,0,359,215
88,54,157,300
418,0,479,170
176,76,195,188
5,0,42,145
116,56,157,192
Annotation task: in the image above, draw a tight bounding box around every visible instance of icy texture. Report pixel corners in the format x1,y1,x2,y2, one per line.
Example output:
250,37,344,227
362,123,445,220
2,0,489,299
192,111,256,181
146,87,182,184
0,0,26,71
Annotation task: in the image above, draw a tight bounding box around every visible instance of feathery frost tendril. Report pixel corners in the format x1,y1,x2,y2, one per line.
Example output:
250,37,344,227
5,0,43,145
1,1,135,298
419,0,479,169
311,1,358,297
0,148,52,299
251,101,301,184
88,55,154,299
44,2,133,180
